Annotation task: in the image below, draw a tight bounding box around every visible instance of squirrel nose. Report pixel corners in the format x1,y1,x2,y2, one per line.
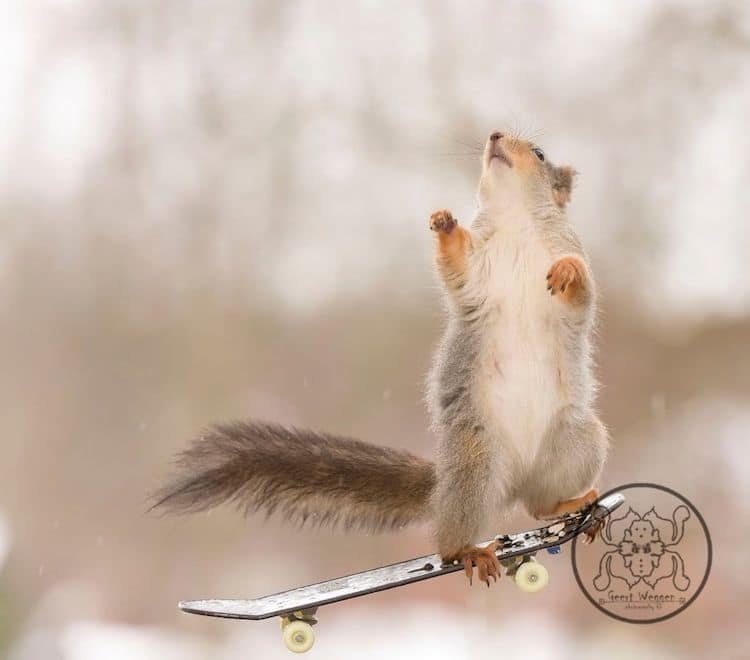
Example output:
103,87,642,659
490,132,503,142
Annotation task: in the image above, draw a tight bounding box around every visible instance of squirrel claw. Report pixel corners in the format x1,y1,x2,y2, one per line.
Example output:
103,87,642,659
582,519,603,545
457,541,502,587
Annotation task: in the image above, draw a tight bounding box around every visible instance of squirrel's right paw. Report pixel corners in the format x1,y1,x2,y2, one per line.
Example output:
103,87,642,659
447,541,502,587
429,209,457,234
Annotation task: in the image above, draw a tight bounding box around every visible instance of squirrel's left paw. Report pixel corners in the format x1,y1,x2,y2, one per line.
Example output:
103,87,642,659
546,256,585,298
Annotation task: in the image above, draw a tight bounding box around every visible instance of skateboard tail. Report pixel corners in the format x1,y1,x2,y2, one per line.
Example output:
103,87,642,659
180,599,266,620
593,493,625,519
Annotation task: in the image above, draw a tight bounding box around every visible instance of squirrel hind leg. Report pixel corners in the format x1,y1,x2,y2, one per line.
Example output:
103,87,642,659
530,488,599,520
432,427,510,587
432,424,504,567
521,407,607,521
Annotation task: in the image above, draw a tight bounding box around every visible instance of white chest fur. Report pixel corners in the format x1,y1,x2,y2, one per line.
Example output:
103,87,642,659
471,222,565,462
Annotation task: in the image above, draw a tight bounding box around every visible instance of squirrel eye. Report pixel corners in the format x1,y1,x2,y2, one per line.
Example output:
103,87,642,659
532,147,545,162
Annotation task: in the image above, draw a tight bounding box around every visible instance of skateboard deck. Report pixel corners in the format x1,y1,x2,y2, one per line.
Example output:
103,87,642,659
180,492,624,620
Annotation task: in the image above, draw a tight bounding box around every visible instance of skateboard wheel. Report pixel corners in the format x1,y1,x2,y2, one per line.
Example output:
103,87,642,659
514,560,549,593
283,620,315,653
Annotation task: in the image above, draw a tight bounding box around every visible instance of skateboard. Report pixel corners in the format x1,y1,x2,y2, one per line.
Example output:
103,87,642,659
180,492,624,652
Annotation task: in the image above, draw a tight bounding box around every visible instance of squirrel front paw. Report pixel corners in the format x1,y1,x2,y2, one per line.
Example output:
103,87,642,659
429,209,457,234
546,256,586,300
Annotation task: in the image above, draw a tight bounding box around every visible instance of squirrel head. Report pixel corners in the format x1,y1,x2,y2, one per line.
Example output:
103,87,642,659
479,132,577,212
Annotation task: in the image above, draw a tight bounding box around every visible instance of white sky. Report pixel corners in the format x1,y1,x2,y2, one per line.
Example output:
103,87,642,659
1,0,748,323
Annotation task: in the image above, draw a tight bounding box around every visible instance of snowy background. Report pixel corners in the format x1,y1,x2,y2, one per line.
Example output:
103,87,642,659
1,1,748,658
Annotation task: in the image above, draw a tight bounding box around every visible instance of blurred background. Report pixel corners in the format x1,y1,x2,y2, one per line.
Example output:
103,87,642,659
1,0,748,658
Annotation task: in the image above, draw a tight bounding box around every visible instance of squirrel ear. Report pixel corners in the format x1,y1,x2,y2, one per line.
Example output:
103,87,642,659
550,165,577,208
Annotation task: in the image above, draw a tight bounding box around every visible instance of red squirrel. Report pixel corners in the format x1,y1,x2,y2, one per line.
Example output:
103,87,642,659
154,131,608,586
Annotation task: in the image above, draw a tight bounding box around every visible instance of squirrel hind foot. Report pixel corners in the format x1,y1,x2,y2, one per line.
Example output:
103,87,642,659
534,488,599,520
582,518,604,545
447,541,502,587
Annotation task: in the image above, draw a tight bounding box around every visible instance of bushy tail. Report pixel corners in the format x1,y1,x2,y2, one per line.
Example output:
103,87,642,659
152,421,436,532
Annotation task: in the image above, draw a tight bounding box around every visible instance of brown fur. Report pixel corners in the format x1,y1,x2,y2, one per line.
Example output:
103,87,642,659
431,424,494,559
546,255,589,306
430,209,471,291
453,541,501,586
547,164,576,208
534,488,599,519
152,421,435,531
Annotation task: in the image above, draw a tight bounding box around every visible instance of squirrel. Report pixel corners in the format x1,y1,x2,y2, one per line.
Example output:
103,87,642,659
153,131,608,586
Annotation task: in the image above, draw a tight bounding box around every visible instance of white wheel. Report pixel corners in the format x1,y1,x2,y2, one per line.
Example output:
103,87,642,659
283,620,315,653
514,560,549,593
